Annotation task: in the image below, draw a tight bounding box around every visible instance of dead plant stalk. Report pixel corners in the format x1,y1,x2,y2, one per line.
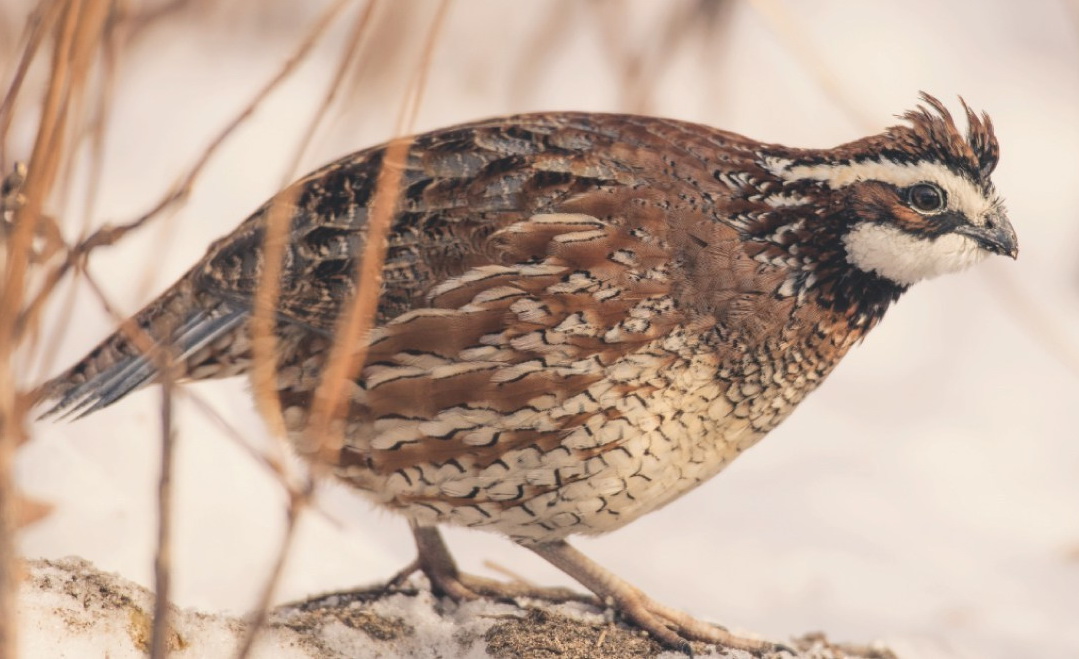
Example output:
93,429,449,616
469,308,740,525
238,1,453,656
0,1,110,656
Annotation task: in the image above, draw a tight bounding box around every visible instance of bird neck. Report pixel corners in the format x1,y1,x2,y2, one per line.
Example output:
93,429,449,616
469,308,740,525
738,199,907,332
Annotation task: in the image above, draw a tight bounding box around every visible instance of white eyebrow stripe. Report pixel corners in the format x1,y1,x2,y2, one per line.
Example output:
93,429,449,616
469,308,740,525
771,158,994,226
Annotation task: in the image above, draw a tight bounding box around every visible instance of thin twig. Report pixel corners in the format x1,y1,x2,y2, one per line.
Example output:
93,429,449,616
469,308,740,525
4,0,110,353
0,0,63,173
286,0,381,182
20,0,123,379
126,0,194,35
306,0,452,458
0,0,77,344
0,385,17,659
395,0,452,137
233,484,310,659
304,135,411,462
249,183,299,441
0,343,22,656
240,3,453,656
745,0,879,131
176,389,347,532
150,347,178,659
0,1,108,652
73,263,174,380
71,0,354,256
61,259,300,495
508,0,577,105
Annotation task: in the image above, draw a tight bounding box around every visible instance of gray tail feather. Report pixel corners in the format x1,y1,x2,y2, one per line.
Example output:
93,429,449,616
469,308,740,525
41,302,247,420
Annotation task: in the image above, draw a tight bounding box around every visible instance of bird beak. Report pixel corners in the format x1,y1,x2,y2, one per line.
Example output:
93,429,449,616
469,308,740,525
956,211,1018,259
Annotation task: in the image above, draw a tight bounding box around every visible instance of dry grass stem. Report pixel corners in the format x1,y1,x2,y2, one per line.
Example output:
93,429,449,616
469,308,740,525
286,0,381,182
508,0,576,104
10,12,375,650
307,0,452,461
150,347,179,659
70,265,173,384
7,0,125,382
234,484,310,659
394,0,452,136
0,0,62,172
1,0,89,346
0,2,112,654
72,0,354,256
0,398,16,659
304,134,410,459
22,5,120,375
481,560,535,586
125,0,195,35
746,0,879,131
239,2,452,653
250,184,300,442
72,4,121,237
24,11,120,379
219,0,455,654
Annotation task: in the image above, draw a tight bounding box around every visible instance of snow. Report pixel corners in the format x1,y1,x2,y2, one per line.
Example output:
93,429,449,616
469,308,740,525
9,0,1079,657
19,557,890,658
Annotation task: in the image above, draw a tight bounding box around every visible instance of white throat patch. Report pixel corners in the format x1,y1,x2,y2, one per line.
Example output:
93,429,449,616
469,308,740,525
843,223,987,285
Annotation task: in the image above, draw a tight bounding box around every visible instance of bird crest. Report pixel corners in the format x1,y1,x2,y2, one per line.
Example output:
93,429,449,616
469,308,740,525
884,93,999,183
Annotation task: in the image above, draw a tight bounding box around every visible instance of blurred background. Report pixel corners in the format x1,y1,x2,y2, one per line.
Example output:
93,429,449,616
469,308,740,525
4,1,1079,657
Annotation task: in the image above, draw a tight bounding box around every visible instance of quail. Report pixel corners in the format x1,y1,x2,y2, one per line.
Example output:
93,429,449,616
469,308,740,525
42,94,1017,653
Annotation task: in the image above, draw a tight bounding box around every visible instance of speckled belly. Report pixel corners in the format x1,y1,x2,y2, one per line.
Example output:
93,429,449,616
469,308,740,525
282,327,811,545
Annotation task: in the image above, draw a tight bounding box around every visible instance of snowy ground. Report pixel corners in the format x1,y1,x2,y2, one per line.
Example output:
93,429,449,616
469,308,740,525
9,1,1079,658
20,557,894,658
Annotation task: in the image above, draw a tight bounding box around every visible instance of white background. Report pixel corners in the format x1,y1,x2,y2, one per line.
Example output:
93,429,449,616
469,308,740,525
7,1,1079,657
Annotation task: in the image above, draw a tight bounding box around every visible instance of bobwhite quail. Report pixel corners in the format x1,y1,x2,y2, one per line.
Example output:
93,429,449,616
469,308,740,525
43,94,1017,653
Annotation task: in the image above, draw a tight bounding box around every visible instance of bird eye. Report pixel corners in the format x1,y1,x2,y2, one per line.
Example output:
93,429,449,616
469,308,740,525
907,183,946,214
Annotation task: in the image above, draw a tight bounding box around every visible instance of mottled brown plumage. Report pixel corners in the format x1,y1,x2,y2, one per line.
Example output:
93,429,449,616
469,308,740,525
43,94,1017,653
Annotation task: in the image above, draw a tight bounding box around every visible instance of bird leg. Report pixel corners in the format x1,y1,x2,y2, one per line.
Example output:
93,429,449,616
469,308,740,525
386,523,591,604
526,539,786,655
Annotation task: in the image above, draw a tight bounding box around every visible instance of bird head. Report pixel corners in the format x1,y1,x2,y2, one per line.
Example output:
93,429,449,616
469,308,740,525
768,94,1017,288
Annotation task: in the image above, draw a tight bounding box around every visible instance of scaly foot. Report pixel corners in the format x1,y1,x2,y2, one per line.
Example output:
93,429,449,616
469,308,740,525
528,539,792,656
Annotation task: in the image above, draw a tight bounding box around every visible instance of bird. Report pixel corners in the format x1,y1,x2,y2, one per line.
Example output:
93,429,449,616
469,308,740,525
41,94,1017,653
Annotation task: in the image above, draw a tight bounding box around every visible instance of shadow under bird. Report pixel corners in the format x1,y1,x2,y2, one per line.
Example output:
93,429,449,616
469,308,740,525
41,94,1017,653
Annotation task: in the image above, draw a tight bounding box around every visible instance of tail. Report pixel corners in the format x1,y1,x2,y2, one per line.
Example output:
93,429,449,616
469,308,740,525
40,280,247,419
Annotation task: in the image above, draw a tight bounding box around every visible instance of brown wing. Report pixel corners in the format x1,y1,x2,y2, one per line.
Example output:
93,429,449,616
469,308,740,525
193,114,656,331
192,111,775,329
